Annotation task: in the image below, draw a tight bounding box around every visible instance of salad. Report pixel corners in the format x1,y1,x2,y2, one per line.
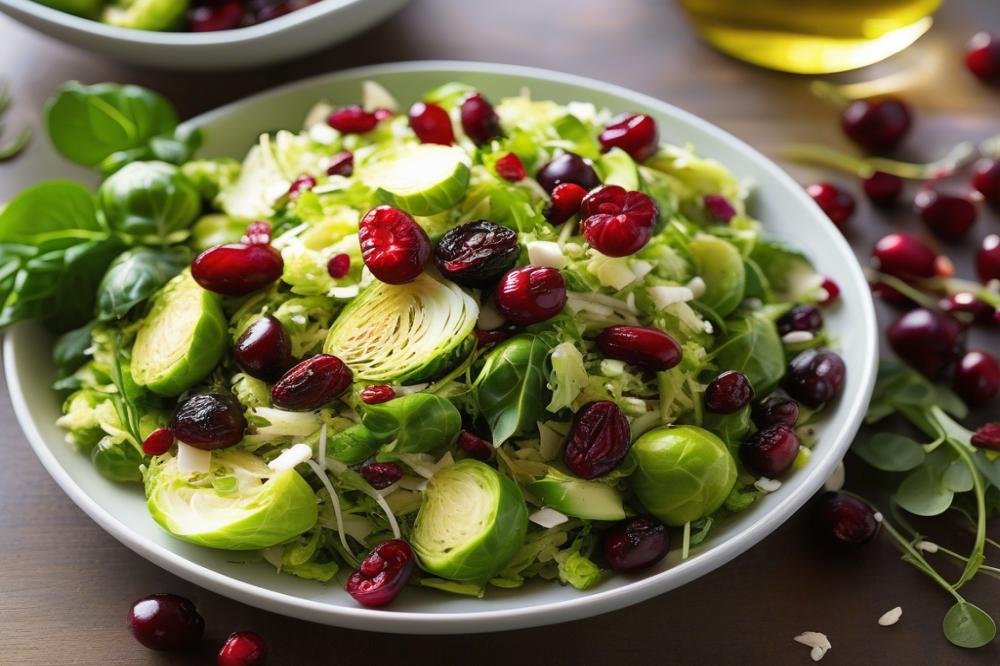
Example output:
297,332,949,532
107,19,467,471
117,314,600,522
34,0,317,32
7,79,848,607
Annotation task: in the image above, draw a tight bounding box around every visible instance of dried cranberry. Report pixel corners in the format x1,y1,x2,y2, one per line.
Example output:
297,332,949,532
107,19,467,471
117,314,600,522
188,1,243,31
813,491,880,547
598,113,659,162
784,349,847,407
359,384,396,405
954,350,1000,404
966,32,1000,83
563,401,632,479
915,189,978,241
887,308,965,380
360,461,404,489
345,539,415,608
752,396,799,429
972,158,1000,206
536,153,600,194
327,105,378,134
977,234,1000,283
494,266,567,325
127,593,204,652
234,315,292,382
840,97,912,153
474,329,509,348
602,516,669,572
972,422,1000,451
457,430,493,460
270,355,352,411
287,174,315,199
938,292,995,325
326,151,354,177
170,393,246,450
818,277,840,306
434,220,519,287
359,205,431,284
704,370,753,414
192,243,283,297
217,631,267,666
459,92,502,145
326,252,351,279
408,101,454,145
596,325,682,371
494,152,526,181
703,194,736,222
862,171,903,206
807,183,855,228
142,428,174,456
741,424,800,477
777,304,823,336
579,185,657,257
543,182,588,224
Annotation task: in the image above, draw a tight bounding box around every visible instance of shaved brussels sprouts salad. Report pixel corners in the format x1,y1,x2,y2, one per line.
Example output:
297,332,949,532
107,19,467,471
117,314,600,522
9,79,848,606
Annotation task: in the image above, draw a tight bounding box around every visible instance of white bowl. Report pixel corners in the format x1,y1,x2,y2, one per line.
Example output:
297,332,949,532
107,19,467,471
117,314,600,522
0,0,408,70
4,61,878,634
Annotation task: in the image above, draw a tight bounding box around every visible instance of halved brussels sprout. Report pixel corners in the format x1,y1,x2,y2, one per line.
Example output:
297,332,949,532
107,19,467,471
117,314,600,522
98,161,201,243
412,459,528,581
597,147,640,191
362,393,461,456
361,143,471,216
324,273,477,384
528,469,626,520
103,0,186,30
131,272,227,397
191,214,247,252
145,450,318,550
631,425,737,526
688,235,745,318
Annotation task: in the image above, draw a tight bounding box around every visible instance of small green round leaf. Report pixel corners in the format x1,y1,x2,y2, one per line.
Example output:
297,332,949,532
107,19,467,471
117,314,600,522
943,601,996,649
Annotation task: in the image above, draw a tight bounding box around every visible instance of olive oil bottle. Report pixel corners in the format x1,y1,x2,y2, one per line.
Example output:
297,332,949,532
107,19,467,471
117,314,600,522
678,0,943,74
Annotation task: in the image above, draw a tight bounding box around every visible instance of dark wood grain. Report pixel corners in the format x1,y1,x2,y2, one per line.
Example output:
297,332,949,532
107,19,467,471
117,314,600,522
2,1,1000,664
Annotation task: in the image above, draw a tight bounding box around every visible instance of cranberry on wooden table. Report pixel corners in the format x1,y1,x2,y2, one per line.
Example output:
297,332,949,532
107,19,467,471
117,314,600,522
459,92,502,145
784,349,847,407
434,220,519,287
740,425,800,477
602,516,670,572
327,105,378,134
359,205,431,284
360,461,404,489
543,182,588,224
971,158,1000,205
704,371,753,414
807,182,855,228
408,101,455,145
752,396,799,429
579,185,657,257
457,430,493,460
536,152,600,194
170,393,247,450
596,325,682,371
813,491,880,547
142,427,174,456
915,189,978,241
598,113,659,162
886,308,965,380
494,265,567,325
965,32,1000,83
271,354,353,411
862,171,903,206
127,594,204,652
235,315,292,382
345,539,415,608
871,232,937,278
977,234,1000,283
217,631,268,666
840,97,911,153
563,400,632,479
953,350,1000,404
359,384,396,405
938,292,995,325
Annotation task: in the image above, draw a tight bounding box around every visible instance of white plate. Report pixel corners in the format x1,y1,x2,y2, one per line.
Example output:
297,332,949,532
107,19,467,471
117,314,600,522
0,0,408,70
4,61,878,634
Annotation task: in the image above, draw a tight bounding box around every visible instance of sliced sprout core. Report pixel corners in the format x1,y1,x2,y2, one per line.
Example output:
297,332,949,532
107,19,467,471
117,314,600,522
362,143,471,216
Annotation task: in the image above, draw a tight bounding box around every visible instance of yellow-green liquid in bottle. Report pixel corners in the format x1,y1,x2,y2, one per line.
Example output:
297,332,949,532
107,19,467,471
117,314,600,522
678,0,943,74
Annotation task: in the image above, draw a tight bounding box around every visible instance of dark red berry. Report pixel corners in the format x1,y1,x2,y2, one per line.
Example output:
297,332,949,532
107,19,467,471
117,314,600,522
326,151,354,177
840,97,912,153
938,292,995,325
495,152,526,181
818,277,840,306
241,221,272,246
915,189,978,241
814,491,880,547
536,153,600,194
360,461,404,489
459,93,502,145
602,516,669,572
972,422,1000,451
434,220,519,287
327,105,378,134
807,182,855,228
596,325,682,371
741,424,800,477
777,304,823,336
189,0,242,31
218,631,267,666
954,350,1000,404
598,113,659,162
971,158,1000,206
127,594,204,652
192,243,283,297
784,349,847,407
563,400,632,479
977,234,1000,283
457,430,493,461
326,252,351,279
345,539,415,608
887,308,965,380
359,384,396,405
170,393,246,450
408,101,454,145
359,205,431,284
863,171,903,206
543,182,588,224
235,315,292,382
871,232,937,279
966,32,1000,83
142,427,174,456
474,329,509,348
287,174,315,199
703,194,736,222
704,371,754,414
270,355,352,411
580,185,657,257
752,396,799,429
494,266,567,325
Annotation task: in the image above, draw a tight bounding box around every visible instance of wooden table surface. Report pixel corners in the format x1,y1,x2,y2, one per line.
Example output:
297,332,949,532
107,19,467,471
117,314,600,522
2,1,1000,663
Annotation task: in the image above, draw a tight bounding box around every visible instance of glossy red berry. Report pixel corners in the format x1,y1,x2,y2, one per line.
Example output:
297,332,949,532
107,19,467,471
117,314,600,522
602,516,669,572
457,430,493,461
887,308,965,380
564,400,632,479
954,350,1000,404
235,315,292,382
741,424,800,477
840,97,912,153
326,252,351,279
359,205,431,284
703,194,736,222
971,158,1000,206
170,393,246,450
474,329,509,348
217,631,267,666
189,1,243,32
360,461,404,489
459,93,502,145
598,113,659,162
326,151,354,177
192,243,284,297
807,182,855,228
752,396,799,429
434,220,519,287
915,189,978,241
977,234,1000,283
938,292,995,325
784,349,846,407
142,427,174,456
862,171,903,206
579,185,657,257
972,422,1000,451
270,355,352,411
818,277,840,306
543,182,588,224
871,232,937,279
494,266,567,325
814,492,880,547
327,105,378,134
287,174,315,199
127,594,204,652
494,152,526,181
777,304,823,336
345,539,415,608
966,32,1000,83
359,384,396,405
704,371,754,414
597,325,683,371
536,153,600,194
408,101,454,145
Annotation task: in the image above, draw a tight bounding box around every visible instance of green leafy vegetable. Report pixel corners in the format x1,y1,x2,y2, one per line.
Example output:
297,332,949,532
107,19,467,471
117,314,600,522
96,246,191,321
474,334,554,445
98,161,202,243
362,393,462,456
711,313,784,395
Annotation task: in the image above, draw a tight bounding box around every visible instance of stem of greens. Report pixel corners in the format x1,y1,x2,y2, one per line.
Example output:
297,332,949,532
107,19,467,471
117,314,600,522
881,517,964,603
778,142,976,179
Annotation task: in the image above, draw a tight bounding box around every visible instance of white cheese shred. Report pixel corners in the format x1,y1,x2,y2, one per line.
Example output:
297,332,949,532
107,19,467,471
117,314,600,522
177,442,211,474
878,606,902,626
267,443,313,473
529,507,569,529
793,632,831,662
305,460,353,557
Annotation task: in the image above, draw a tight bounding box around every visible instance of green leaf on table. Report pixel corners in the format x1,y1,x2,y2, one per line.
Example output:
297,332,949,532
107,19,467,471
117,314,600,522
897,462,954,517
0,181,103,249
96,246,190,321
853,432,926,472
934,385,969,419
942,459,975,493
943,601,996,648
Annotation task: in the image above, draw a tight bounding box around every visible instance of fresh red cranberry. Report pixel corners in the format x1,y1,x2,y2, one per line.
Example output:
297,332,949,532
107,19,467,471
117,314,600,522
235,315,292,381
871,232,937,279
495,152,526,181
784,349,847,407
741,424,800,477
192,243,283,297
434,220,519,287
287,174,315,199
602,516,669,572
536,153,600,194
972,422,1000,451
703,194,736,222
494,266,567,325
813,491,880,547
359,205,431,284
863,171,903,206
543,182,588,224
345,539,415,608
840,97,911,153
564,400,632,479
218,631,267,666
954,350,1000,404
977,234,1000,283
188,1,243,31
142,427,174,456
459,93,502,145
270,355,352,411
327,105,378,134
704,371,754,414
408,101,454,145
457,430,493,461
752,396,799,429
127,594,204,652
777,304,823,336
359,384,396,405
598,113,659,162
597,325,682,371
327,252,351,279
887,308,965,380
241,221,272,246
170,393,246,450
579,186,657,257
818,277,840,306
360,461,404,489
971,158,1000,205
966,32,1000,83
938,292,995,325
807,183,855,228
915,189,978,241
326,151,354,177
474,329,509,348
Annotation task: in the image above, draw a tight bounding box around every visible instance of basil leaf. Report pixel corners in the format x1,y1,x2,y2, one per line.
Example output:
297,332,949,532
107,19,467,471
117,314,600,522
711,313,784,395
0,181,104,249
943,601,996,648
474,333,554,444
96,246,191,321
53,320,97,377
852,432,926,472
